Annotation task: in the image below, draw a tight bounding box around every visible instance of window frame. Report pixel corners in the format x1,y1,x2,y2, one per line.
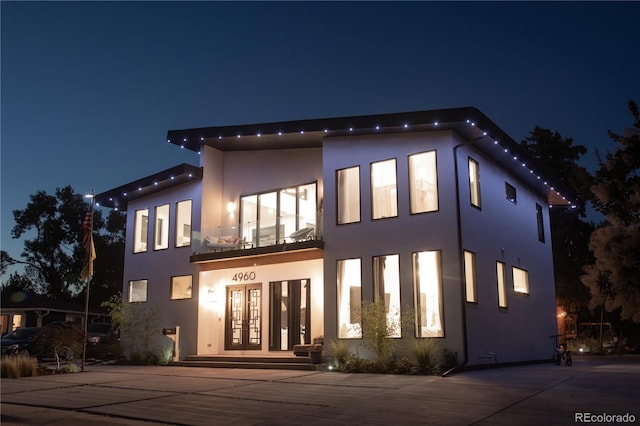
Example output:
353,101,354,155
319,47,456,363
372,254,402,338
412,250,444,338
128,279,148,303
496,261,508,308
154,204,170,251
370,158,398,220
464,250,477,303
133,209,149,253
512,266,530,294
408,150,439,214
170,275,193,300
175,199,193,248
468,157,481,209
505,182,517,204
536,203,545,242
336,166,361,225
336,258,362,339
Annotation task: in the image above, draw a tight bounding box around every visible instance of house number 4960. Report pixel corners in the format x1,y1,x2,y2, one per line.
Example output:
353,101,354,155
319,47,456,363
232,271,256,282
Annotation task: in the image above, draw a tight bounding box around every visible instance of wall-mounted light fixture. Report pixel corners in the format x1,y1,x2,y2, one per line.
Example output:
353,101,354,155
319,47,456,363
227,201,235,215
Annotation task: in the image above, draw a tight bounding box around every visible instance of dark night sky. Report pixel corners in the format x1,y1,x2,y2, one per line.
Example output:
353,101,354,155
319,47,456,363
1,2,638,275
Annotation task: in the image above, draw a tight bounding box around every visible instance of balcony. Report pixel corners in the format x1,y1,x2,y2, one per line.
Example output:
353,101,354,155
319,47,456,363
190,218,323,263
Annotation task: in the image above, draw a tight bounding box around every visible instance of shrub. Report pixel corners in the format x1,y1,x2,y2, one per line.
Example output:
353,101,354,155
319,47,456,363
359,300,402,363
412,339,439,374
326,339,353,369
1,355,38,378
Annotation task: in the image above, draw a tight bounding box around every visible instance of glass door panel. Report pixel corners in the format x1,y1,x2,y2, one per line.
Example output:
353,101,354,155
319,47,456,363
225,284,262,350
269,279,310,351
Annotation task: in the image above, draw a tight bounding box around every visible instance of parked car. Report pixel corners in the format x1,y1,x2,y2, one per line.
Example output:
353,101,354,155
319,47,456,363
1,327,41,356
87,323,115,345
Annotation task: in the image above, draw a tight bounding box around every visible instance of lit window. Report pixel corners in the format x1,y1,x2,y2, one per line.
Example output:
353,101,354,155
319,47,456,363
154,204,170,250
513,267,529,294
337,167,360,224
240,183,317,247
536,203,545,242
413,251,444,337
337,258,362,338
464,251,477,303
505,182,517,203
409,151,438,213
175,200,192,247
468,158,481,208
133,209,149,253
171,275,193,300
373,254,401,337
497,262,507,308
371,159,398,219
129,279,148,303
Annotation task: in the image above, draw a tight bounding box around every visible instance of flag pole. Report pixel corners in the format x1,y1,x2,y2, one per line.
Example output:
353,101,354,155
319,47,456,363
81,191,95,373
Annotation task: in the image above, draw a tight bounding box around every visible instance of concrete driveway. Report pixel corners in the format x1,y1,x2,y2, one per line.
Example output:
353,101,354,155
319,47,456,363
1,355,638,425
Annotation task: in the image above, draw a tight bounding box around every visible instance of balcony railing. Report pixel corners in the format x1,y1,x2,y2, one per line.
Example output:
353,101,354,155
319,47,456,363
192,216,322,258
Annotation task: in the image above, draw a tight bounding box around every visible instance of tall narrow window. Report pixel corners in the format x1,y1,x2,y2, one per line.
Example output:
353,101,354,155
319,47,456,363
505,182,517,203
513,267,530,294
371,159,398,219
337,258,362,338
409,151,438,213
129,279,148,303
133,209,149,253
171,275,193,300
497,262,508,308
175,200,192,247
536,203,545,242
373,254,401,338
468,158,481,208
258,192,278,246
464,250,477,303
154,204,170,250
413,251,444,337
337,166,360,224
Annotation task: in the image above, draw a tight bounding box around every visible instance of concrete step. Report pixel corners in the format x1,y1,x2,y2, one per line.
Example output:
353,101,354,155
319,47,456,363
173,355,322,371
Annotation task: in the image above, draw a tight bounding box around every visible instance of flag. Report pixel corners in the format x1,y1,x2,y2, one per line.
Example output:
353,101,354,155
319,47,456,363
81,211,96,280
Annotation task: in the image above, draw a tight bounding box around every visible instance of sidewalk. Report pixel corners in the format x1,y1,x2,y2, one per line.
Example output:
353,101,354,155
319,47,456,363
2,355,639,425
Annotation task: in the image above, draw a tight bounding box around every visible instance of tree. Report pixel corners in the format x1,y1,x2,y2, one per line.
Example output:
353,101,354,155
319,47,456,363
4,186,125,306
519,127,594,311
582,100,640,323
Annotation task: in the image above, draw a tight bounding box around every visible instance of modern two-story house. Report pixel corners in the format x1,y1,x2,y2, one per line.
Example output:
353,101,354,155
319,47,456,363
96,107,575,368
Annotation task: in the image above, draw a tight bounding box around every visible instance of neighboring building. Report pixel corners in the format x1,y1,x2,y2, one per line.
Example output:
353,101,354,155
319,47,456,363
1,290,108,334
96,107,575,367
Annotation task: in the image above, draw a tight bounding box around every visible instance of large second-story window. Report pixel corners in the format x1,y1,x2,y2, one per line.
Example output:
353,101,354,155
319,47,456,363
337,258,362,338
154,204,169,250
373,254,401,338
468,158,481,208
133,209,149,253
409,151,438,213
413,251,444,337
337,166,360,224
175,200,192,247
371,159,398,219
241,182,317,248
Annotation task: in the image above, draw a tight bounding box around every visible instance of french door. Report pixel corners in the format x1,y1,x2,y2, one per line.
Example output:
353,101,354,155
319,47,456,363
225,284,262,350
269,279,310,351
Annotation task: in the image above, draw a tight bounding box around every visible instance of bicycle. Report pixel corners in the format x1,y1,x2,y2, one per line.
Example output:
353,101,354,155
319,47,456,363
549,334,572,366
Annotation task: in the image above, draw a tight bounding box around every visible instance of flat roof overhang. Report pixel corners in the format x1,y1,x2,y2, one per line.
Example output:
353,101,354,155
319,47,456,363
95,163,203,209
167,107,577,207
